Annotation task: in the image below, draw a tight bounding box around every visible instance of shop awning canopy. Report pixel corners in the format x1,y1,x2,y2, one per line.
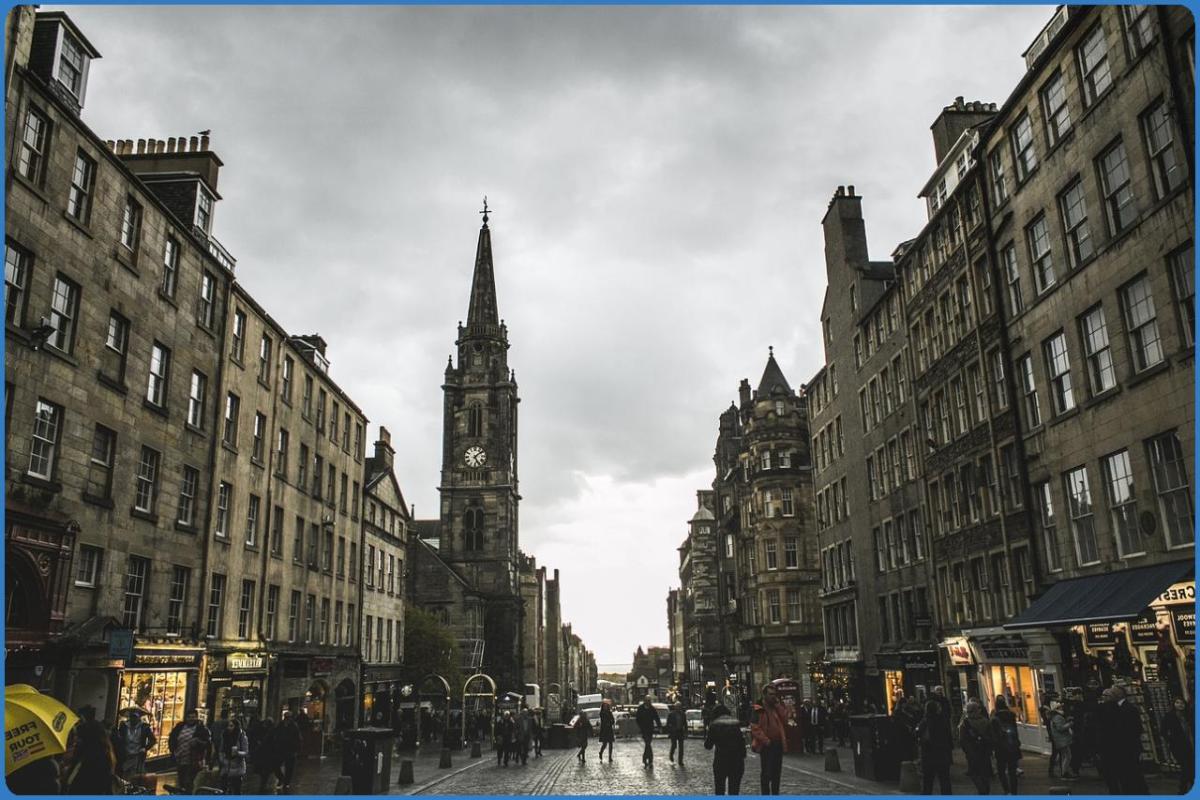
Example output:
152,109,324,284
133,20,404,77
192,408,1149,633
1005,560,1193,630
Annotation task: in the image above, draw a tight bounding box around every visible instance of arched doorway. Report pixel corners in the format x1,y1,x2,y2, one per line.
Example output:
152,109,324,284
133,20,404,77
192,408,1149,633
335,678,356,731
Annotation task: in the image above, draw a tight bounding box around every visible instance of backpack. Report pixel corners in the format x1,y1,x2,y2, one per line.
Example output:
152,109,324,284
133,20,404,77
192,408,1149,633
998,719,1020,754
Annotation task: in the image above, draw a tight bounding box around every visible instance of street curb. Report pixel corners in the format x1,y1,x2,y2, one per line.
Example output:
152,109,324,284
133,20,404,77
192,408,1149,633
780,759,902,795
403,755,490,795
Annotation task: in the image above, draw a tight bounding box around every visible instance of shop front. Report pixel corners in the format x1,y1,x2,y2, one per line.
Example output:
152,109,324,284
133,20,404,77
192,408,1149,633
939,636,979,713
271,653,358,756
361,664,405,728
813,647,866,710
206,651,269,724
876,647,940,714
967,631,1052,752
118,643,203,762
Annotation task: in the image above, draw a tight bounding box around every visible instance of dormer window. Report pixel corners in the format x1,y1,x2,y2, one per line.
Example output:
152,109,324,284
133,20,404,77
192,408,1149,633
57,32,85,96
196,188,214,234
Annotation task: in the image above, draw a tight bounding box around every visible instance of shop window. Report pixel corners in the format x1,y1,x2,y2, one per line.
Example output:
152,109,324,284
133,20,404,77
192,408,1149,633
118,670,188,759
983,665,1040,726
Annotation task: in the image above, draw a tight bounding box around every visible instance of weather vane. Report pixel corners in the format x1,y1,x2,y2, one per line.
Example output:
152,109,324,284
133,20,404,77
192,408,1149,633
480,196,492,224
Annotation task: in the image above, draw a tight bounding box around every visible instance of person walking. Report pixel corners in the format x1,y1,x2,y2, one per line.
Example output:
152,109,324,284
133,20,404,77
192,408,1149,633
705,704,746,795
496,711,515,767
168,709,211,793
61,719,119,795
750,684,789,795
217,717,249,795
1161,697,1194,795
274,710,302,792
805,700,827,754
1046,701,1076,779
516,708,533,766
917,699,954,794
958,699,994,795
532,709,544,758
989,696,1022,795
251,718,278,794
573,711,593,763
1099,686,1149,794
598,701,616,763
667,702,687,764
636,695,663,768
112,709,156,780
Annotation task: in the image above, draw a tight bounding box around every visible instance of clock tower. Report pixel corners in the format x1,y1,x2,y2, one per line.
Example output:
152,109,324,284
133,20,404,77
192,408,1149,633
438,203,523,690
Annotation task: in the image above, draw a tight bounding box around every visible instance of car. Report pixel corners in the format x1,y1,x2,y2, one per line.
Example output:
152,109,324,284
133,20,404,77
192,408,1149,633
686,708,705,737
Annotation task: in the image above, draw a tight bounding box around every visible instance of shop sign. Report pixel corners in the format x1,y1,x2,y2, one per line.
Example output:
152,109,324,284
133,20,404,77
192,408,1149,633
130,648,202,668
1156,581,1195,606
312,658,334,676
1128,610,1161,645
1172,608,1195,644
972,637,1028,664
1084,623,1116,646
228,653,265,672
108,629,134,662
903,652,939,671
942,638,974,666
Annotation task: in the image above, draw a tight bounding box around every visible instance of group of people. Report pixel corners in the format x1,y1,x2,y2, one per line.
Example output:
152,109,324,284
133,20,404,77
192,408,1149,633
494,707,543,766
167,709,305,794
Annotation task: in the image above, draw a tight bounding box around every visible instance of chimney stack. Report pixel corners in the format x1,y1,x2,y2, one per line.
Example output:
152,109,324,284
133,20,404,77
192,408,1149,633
373,426,394,471
929,97,997,165
738,378,752,407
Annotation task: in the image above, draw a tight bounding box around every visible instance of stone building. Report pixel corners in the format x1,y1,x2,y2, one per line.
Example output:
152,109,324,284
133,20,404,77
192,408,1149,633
361,426,410,726
666,588,685,690
518,554,546,696
5,9,233,754
676,490,723,703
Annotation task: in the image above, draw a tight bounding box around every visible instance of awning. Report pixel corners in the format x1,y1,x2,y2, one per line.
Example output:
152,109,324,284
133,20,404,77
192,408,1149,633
1005,560,1193,630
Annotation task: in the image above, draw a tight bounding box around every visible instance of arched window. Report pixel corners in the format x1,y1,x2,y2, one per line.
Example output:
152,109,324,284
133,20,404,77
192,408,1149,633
464,506,484,550
467,405,483,438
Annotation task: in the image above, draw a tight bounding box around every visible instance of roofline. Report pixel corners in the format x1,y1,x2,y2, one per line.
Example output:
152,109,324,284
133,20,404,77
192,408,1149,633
36,11,102,58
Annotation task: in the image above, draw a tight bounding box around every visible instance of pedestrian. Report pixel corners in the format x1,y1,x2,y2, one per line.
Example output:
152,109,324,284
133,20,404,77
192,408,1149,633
496,711,515,767
749,684,789,795
667,702,687,764
705,704,746,795
168,709,211,793
532,709,544,758
1160,697,1194,795
573,711,593,762
274,709,302,792
989,696,1021,795
635,695,663,768
112,709,156,780
806,699,827,754
892,697,920,763
917,699,953,794
598,701,616,763
251,718,279,794
217,717,249,794
516,708,533,766
1097,685,1149,794
1046,701,1076,779
60,719,119,795
958,699,994,795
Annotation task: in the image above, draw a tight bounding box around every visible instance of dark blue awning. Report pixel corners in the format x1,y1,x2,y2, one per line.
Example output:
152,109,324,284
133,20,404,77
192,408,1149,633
1004,560,1193,630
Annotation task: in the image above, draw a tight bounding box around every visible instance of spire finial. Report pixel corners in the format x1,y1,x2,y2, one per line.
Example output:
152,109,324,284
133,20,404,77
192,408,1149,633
480,195,491,225
769,345,774,357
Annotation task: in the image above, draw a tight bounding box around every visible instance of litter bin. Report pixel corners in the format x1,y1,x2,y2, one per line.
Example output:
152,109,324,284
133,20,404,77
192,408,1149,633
342,727,397,794
849,714,899,781
546,723,571,750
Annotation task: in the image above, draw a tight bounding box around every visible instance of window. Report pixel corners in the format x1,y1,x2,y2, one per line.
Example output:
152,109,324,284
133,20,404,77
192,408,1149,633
784,537,798,569
215,482,232,538
1026,215,1055,294
766,590,781,625
161,237,179,298
337,537,346,576
75,545,101,587
177,465,199,527
271,506,284,557
1034,482,1062,573
265,585,280,640
252,412,266,462
66,150,95,223
16,106,49,184
334,600,343,645
196,189,214,233
48,274,80,352
313,455,323,497
231,309,246,361
952,377,969,435
122,556,149,630
780,487,794,517
1146,432,1194,548
1123,5,1154,56
26,399,61,480
258,335,272,383
305,594,316,642
292,516,304,562
223,393,240,446
316,388,327,432
330,404,340,444
967,362,987,424
340,473,349,514
237,580,255,639
198,272,216,328
276,429,289,475
164,566,189,636
342,412,351,450
1065,466,1100,565
56,31,85,95
1040,71,1071,146
287,590,301,642
1170,245,1195,348
349,542,358,582
975,259,994,317
1078,24,1113,107
990,148,1009,206
874,527,886,572
323,530,333,572
321,599,331,644
1098,141,1136,235
1142,101,1184,199
327,469,335,505
1017,355,1041,429
1001,444,1022,509
1059,179,1094,268
134,446,160,514
85,424,116,500
246,494,261,547
144,342,172,408
298,444,309,489
1043,333,1075,415
760,450,771,470
120,196,142,254
1103,450,1142,558
187,371,207,429
282,356,294,403
1010,113,1038,181
4,242,30,327
1002,244,1023,317
1122,275,1163,372
355,422,364,457
206,573,227,638
347,604,356,645
1075,305,1117,396
765,540,778,570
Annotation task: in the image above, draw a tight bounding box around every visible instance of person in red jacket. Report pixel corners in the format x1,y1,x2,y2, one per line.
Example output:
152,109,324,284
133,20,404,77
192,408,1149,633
749,684,790,795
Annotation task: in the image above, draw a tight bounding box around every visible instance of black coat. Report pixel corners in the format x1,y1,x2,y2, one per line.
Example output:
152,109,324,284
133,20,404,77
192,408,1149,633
704,712,746,768
1161,709,1194,764
918,714,955,768
1097,701,1143,769
958,717,994,778
636,704,662,736
598,708,615,743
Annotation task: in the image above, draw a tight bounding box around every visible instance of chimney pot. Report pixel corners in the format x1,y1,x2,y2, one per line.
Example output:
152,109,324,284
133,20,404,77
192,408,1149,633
200,133,210,151
167,137,177,153
848,185,855,196
155,139,166,154
189,136,199,152
137,139,147,154
955,95,965,109
105,139,115,151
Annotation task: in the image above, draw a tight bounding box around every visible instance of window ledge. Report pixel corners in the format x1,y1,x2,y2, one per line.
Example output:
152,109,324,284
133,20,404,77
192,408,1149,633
1127,358,1171,388
156,287,178,309
270,551,283,560
221,441,239,456
61,210,94,238
1048,406,1081,428
114,247,140,276
96,371,127,395
196,322,216,340
45,346,79,368
230,355,245,370
11,170,50,204
1077,85,1116,127
1175,345,1195,364
81,492,114,509
142,399,169,419
1043,127,1075,161
1021,423,1045,441
184,422,206,437
245,544,260,553
1082,385,1122,410
250,457,266,470
21,474,62,493
130,508,158,524
174,522,198,535
257,377,271,391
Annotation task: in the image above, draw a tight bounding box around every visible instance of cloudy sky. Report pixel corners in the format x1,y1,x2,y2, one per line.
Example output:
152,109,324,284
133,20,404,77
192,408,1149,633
62,4,1052,669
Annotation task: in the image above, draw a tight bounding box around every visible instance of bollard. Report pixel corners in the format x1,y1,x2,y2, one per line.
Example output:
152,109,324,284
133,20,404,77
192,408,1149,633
439,747,453,769
398,760,415,785
471,740,482,758
824,749,841,773
898,760,921,793
333,776,353,795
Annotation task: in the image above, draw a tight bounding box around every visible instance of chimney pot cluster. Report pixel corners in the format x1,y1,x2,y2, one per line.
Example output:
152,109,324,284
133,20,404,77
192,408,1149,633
104,134,213,156
945,98,997,114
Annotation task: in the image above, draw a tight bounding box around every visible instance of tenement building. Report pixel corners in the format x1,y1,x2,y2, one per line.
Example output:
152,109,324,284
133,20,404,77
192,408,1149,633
675,490,722,703
5,9,233,758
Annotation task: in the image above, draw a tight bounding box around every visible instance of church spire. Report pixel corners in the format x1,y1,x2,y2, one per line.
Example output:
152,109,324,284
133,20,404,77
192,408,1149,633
756,345,793,396
466,197,500,328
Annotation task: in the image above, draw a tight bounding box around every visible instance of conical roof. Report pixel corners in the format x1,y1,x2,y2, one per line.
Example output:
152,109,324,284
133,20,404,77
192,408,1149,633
466,217,499,327
756,347,792,396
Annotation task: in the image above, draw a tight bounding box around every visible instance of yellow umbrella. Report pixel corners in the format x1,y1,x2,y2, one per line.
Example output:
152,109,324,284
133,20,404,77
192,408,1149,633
5,684,79,776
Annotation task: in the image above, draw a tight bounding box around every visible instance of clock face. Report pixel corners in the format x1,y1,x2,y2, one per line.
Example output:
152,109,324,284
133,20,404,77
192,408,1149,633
464,446,487,468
